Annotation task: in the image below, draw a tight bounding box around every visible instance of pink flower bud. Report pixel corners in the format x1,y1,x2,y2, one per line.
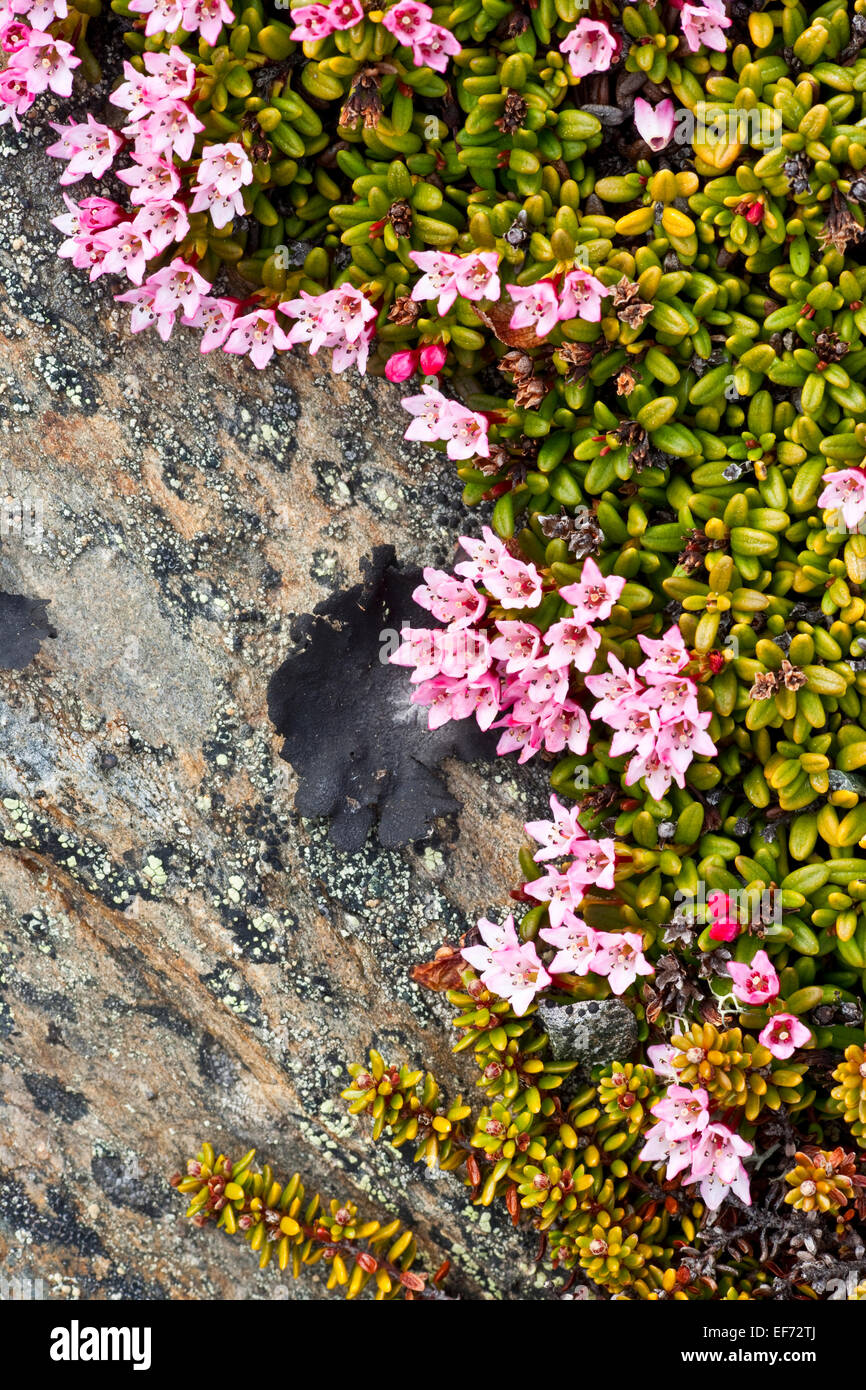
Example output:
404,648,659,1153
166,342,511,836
419,342,447,375
385,349,419,383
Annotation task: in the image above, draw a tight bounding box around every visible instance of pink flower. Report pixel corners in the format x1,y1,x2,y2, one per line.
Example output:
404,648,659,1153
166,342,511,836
385,349,418,383
117,152,180,206
455,527,510,584
483,552,542,609
115,283,175,341
330,327,374,375
132,199,189,253
16,31,80,96
412,568,485,627
183,295,236,352
13,0,68,27
655,712,717,778
0,66,34,130
147,258,211,318
608,705,659,761
539,912,599,975
142,45,196,94
818,468,866,533
325,0,364,26
419,342,447,375
489,619,541,673
637,625,690,677
282,285,377,363
651,1085,709,1141
524,863,586,928
91,222,153,285
648,1043,677,1083
544,618,600,673
128,0,185,37
592,931,653,994
461,913,520,977
52,193,122,241
454,251,500,303
633,97,676,152
759,1013,811,1060
568,836,617,891
411,23,461,72
559,555,625,624
401,383,453,445
689,1123,752,1211
506,280,560,338
727,949,779,1006
290,3,336,39
134,97,204,162
560,18,618,78
707,890,740,943
638,1120,695,1180
483,941,551,1015
625,744,674,801
443,403,490,461
680,0,731,53
559,267,608,323
182,0,234,44
409,249,461,314
538,699,589,757
46,115,123,184
196,141,253,197
381,0,433,43
585,654,644,720
525,794,587,862
223,308,291,369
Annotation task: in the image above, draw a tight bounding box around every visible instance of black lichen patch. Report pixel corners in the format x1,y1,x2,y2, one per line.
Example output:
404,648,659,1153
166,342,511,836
267,546,494,853
0,1177,105,1258
90,1153,169,1219
0,592,55,668
22,1072,88,1123
197,1031,239,1090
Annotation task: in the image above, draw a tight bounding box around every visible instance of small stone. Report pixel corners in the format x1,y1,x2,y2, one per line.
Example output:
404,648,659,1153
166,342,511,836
535,998,638,1065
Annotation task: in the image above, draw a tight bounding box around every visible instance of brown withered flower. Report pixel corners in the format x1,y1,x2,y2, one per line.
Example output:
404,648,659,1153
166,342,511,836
388,200,413,238
341,66,385,129
614,419,651,469
678,527,725,574
815,329,849,365
749,671,779,701
557,339,603,386
820,189,865,254
496,89,528,134
388,294,420,326
537,506,603,559
779,658,807,691
514,376,549,410
616,366,638,396
611,275,653,328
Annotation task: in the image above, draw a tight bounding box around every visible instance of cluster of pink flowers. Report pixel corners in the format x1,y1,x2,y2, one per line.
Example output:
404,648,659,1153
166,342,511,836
127,0,233,45
639,1072,753,1211
585,626,716,801
400,384,490,460
409,249,501,314
0,1,80,128
282,284,378,373
390,532,627,762
460,911,652,1015
508,266,608,333
291,0,461,72
818,467,866,533
558,8,730,79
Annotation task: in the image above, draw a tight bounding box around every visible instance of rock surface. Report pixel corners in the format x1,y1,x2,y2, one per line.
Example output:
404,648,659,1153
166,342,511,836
0,94,557,1301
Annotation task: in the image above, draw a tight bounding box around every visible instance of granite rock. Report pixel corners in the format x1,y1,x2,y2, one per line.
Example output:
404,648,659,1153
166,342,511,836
0,98,561,1301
